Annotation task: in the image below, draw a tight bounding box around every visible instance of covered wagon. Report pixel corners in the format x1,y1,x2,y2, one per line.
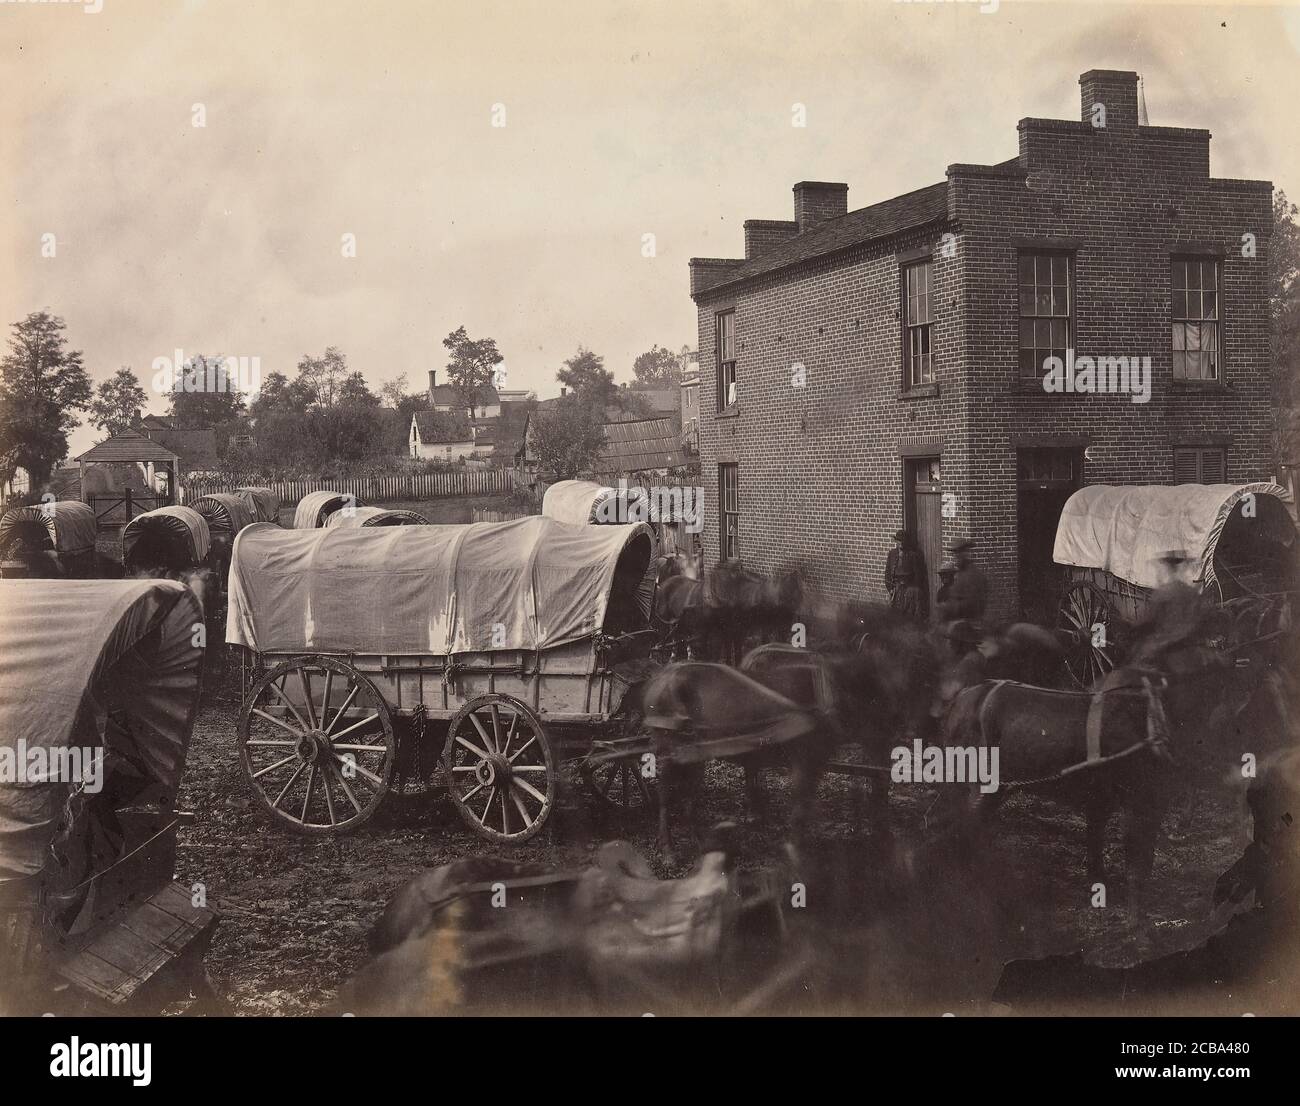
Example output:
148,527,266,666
0,579,217,1013
292,490,355,529
191,493,256,583
122,505,211,575
235,485,281,524
0,501,98,579
227,516,655,841
1053,482,1297,685
324,506,428,528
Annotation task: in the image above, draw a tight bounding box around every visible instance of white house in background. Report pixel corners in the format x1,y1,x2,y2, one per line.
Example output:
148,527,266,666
409,411,476,460
426,369,500,420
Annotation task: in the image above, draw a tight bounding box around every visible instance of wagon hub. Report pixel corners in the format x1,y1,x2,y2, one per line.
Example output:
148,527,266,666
296,730,332,765
474,754,512,788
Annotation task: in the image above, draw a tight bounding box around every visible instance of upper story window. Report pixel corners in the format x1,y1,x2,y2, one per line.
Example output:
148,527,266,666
715,310,736,409
903,260,935,388
1018,252,1072,379
1172,258,1221,381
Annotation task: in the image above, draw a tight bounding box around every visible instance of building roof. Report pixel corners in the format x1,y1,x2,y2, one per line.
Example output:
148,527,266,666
412,410,473,444
142,426,219,469
74,428,182,464
429,383,501,409
592,417,692,475
691,180,950,297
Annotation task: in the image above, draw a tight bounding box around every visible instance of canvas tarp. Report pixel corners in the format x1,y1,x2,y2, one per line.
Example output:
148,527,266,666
325,506,428,528
1053,482,1288,590
0,501,98,556
192,493,255,535
293,490,353,529
0,579,204,883
236,486,281,524
226,516,654,655
543,481,650,526
122,505,211,564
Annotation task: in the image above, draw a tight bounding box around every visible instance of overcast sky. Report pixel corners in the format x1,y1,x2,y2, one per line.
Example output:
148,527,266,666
3,0,1298,457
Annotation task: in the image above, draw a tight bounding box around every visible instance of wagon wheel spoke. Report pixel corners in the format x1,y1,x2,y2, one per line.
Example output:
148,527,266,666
329,713,381,742
300,766,316,823
478,785,497,824
266,679,312,733
332,743,390,753
324,684,360,736
330,759,365,814
319,668,334,733
512,776,547,805
246,738,298,747
507,736,536,762
510,788,534,828
500,712,519,759
252,752,299,780
250,708,305,738
272,763,307,809
337,755,385,789
469,711,497,754
299,668,317,730
455,734,491,761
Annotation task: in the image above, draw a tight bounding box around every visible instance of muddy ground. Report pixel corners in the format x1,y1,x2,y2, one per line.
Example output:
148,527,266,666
178,667,1260,1015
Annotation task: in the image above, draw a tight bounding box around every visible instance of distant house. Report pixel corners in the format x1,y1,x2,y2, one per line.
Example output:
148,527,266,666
137,416,220,475
410,410,476,460
426,370,500,420
680,368,700,454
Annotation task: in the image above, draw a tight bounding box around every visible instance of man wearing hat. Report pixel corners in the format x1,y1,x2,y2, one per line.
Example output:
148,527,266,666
884,530,923,616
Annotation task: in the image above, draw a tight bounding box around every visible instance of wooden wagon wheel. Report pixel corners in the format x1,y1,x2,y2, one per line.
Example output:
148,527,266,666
442,694,555,843
580,753,657,814
1056,581,1117,688
239,656,396,835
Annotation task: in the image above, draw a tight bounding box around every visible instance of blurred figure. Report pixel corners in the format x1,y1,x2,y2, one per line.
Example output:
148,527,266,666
937,537,988,625
885,530,923,617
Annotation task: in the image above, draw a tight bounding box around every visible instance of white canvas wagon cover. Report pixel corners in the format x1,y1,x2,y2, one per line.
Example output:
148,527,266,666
226,516,654,655
293,490,353,529
0,579,203,883
0,501,98,555
122,505,211,563
543,480,650,526
1053,482,1288,590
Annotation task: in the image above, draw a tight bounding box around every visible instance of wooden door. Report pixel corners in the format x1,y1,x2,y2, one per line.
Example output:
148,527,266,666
904,457,943,616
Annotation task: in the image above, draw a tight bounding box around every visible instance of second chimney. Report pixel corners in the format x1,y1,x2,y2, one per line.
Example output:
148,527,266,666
793,181,848,232
1079,70,1140,131
428,369,436,393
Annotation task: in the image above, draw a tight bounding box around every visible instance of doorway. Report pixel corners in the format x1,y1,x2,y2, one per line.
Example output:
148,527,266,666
1016,447,1083,621
903,456,943,616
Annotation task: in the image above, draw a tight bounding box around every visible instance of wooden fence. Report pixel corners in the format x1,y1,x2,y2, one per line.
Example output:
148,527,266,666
182,468,515,506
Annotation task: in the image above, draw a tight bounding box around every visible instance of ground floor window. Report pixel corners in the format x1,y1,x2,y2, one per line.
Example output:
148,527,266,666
720,463,740,561
1174,446,1226,484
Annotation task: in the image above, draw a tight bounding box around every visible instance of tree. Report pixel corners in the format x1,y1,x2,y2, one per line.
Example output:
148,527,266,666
89,366,148,437
0,311,93,487
1271,190,1300,467
166,353,249,428
557,346,621,412
295,346,350,408
443,326,503,417
529,396,607,480
337,371,380,408
380,372,411,409
632,343,687,387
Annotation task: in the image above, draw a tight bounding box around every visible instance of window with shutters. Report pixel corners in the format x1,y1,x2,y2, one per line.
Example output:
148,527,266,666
1172,258,1221,381
1173,446,1226,484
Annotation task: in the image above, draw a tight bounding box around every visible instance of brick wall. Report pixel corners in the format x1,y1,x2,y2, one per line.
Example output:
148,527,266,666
691,71,1274,622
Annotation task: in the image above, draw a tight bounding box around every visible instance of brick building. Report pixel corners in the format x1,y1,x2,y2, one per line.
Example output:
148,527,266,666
688,70,1274,621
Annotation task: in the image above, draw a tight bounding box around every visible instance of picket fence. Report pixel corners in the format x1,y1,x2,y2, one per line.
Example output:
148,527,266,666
183,468,515,506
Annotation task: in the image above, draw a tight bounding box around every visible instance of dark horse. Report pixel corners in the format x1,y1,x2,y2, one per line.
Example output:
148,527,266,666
638,601,942,863
940,598,1239,912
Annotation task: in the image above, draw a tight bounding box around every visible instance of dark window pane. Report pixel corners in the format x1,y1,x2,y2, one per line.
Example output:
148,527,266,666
1018,255,1034,283
1172,260,1187,290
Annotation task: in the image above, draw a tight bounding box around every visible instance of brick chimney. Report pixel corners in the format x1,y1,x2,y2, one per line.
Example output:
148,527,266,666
793,182,848,232
744,219,799,258
1079,70,1140,131
428,368,436,394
